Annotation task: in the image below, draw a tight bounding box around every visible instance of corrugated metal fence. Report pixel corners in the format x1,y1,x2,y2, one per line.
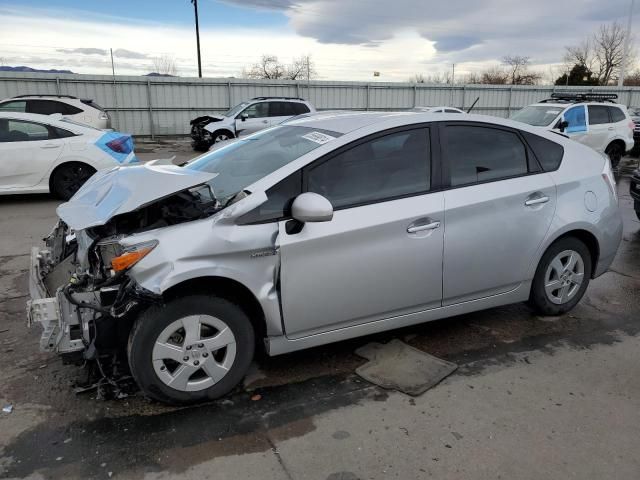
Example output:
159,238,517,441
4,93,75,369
2,71,640,137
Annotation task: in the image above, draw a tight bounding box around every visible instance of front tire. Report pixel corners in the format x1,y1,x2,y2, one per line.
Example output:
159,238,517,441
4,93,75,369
211,130,234,144
529,237,592,316
50,162,96,200
128,295,255,405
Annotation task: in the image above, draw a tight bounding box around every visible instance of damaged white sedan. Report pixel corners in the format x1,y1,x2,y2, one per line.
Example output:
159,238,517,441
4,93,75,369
27,112,622,404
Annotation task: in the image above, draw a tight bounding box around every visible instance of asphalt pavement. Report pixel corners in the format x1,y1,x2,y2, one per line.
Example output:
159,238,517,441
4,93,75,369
0,146,639,479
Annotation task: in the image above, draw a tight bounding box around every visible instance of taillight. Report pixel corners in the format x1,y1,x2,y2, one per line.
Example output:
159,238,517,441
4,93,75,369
629,121,635,132
602,159,618,202
99,112,109,120
106,136,132,154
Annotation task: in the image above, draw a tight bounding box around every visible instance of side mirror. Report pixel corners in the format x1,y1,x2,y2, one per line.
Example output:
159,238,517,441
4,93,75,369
240,113,248,122
291,192,333,223
558,120,569,132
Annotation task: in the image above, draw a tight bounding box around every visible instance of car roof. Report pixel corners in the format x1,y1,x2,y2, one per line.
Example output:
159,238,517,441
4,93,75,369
529,102,626,109
286,110,552,136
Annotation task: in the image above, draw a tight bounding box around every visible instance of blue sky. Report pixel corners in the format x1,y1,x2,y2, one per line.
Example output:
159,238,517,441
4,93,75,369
0,0,637,81
11,0,287,29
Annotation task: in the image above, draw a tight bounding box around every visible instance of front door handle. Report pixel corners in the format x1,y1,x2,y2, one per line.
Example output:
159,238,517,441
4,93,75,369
407,221,441,233
40,143,60,149
608,126,615,131
525,196,550,206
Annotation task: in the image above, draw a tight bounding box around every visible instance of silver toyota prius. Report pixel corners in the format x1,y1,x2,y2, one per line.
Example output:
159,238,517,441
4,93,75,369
27,112,622,404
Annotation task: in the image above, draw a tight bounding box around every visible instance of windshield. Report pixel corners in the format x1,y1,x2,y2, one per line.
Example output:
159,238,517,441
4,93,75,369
187,125,341,204
223,102,249,118
511,105,564,127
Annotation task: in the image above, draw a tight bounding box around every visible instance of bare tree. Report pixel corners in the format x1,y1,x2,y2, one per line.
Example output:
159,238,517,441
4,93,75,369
593,22,628,85
480,66,509,85
287,55,316,80
151,55,178,76
564,22,635,85
502,56,542,85
409,73,426,83
623,69,640,86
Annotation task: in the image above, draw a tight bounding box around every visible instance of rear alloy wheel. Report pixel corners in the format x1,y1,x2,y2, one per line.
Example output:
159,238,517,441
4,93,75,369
51,162,96,200
605,142,624,168
128,295,254,404
529,238,592,316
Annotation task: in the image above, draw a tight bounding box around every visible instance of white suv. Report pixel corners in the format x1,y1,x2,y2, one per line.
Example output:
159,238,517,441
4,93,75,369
0,95,111,130
190,97,316,151
511,93,634,167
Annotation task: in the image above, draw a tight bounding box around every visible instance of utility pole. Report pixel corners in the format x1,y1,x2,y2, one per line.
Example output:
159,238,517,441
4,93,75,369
191,0,203,77
619,0,635,87
110,48,119,130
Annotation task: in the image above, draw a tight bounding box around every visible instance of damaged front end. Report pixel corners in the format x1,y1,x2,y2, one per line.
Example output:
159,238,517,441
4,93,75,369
190,115,224,151
26,164,227,396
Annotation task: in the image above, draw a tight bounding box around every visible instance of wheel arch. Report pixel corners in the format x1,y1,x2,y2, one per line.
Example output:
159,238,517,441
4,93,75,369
210,128,235,140
162,275,267,350
606,138,627,154
48,160,97,193
541,229,600,279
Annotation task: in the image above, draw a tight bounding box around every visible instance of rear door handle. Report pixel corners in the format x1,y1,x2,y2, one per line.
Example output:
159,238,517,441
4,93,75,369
407,221,441,233
262,120,269,124
525,196,550,206
608,126,615,131
40,143,60,149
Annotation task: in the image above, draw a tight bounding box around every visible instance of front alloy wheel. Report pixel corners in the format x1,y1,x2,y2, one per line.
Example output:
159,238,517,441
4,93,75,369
213,131,231,143
128,295,254,404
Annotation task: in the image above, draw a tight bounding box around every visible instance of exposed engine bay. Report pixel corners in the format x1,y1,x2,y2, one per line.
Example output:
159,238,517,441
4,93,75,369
27,183,226,398
190,115,224,150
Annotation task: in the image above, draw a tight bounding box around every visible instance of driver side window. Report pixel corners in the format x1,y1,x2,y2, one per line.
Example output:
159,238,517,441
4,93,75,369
240,102,268,119
562,106,587,133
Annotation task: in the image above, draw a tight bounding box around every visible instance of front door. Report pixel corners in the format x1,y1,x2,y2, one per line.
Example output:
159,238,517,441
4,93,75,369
439,123,557,305
278,127,444,337
0,118,63,189
235,102,270,137
560,105,588,144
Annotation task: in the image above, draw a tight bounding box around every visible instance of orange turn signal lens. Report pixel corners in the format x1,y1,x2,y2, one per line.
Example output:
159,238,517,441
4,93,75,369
111,242,157,272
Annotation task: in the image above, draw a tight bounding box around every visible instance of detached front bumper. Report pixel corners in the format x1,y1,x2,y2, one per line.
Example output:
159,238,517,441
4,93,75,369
26,247,87,354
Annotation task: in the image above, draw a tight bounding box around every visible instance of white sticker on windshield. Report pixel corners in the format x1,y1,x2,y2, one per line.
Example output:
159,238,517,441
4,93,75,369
302,131,336,144
546,110,559,114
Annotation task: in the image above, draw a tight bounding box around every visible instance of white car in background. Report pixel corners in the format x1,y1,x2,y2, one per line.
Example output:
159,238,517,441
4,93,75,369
190,97,316,151
0,95,111,130
511,93,634,167
0,112,138,199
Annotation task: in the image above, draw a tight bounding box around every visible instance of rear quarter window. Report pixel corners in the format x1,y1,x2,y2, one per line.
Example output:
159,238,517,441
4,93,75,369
609,107,626,123
522,132,564,172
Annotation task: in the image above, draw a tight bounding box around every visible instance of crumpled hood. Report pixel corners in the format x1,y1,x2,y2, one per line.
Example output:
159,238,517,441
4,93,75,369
57,164,218,230
191,115,224,126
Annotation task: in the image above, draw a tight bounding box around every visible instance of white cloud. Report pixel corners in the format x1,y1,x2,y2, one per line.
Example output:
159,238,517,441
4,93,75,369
1,1,636,81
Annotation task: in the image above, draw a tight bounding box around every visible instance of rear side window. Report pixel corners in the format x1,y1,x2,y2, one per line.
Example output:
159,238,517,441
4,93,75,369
442,125,528,187
53,127,76,138
522,132,564,172
588,105,610,125
269,102,297,117
609,107,626,123
293,103,311,114
445,109,462,113
0,101,26,112
306,128,430,209
80,99,105,111
0,119,51,142
27,100,82,116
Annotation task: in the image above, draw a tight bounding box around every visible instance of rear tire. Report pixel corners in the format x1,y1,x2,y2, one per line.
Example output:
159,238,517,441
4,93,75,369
128,295,255,405
50,162,96,200
529,237,592,316
605,142,624,168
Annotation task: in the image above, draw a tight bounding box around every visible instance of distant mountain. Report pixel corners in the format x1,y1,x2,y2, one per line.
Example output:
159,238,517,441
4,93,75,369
0,66,75,74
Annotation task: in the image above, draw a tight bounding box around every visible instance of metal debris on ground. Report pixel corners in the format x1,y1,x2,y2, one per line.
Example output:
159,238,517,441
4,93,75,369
355,339,458,396
2,404,13,413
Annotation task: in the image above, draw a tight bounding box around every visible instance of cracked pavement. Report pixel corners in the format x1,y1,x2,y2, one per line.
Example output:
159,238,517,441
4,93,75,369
0,148,639,479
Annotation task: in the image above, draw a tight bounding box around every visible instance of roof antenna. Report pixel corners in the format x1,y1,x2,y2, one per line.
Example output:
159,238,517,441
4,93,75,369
467,97,480,114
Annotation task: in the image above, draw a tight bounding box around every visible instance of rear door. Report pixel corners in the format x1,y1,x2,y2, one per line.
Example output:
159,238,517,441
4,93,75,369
278,126,444,337
439,122,556,305
585,105,611,152
268,101,298,125
0,118,64,189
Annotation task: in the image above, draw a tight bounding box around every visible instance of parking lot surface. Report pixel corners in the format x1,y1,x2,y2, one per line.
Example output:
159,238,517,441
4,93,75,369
1,146,639,479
